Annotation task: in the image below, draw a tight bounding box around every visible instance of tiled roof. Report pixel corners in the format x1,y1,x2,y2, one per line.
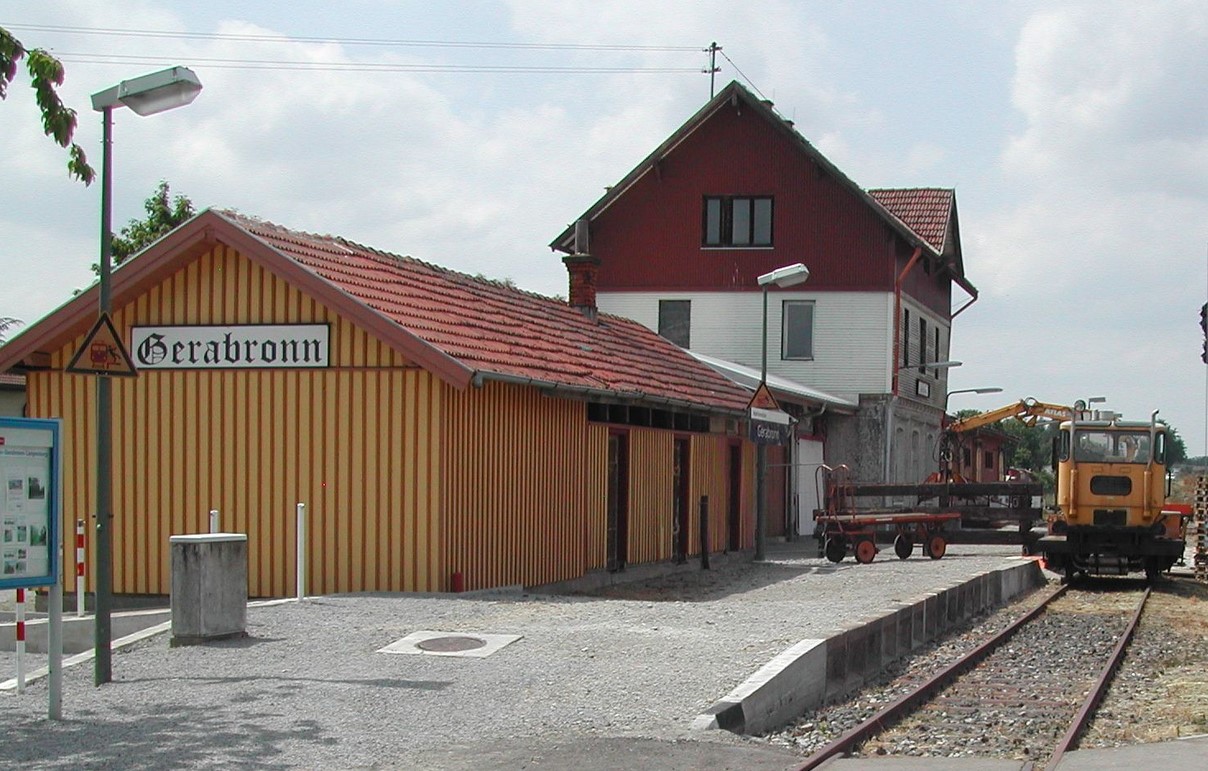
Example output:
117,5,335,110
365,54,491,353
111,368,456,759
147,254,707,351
867,188,953,254
220,211,752,414
0,373,24,388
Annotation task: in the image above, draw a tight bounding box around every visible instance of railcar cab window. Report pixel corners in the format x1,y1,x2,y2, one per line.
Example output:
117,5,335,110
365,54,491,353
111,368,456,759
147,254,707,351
1072,430,1159,464
703,196,773,247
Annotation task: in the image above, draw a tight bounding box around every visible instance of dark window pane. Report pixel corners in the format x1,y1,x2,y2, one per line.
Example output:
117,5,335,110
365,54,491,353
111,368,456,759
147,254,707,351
658,300,691,348
731,199,751,245
918,317,927,373
704,198,722,245
782,301,813,359
753,198,772,245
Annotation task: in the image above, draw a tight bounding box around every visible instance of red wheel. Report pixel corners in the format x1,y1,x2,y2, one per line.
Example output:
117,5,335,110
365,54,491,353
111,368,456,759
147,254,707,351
926,534,947,560
855,539,877,564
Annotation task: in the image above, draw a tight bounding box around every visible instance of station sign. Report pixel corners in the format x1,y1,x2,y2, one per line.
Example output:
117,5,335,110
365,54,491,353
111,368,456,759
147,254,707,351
747,382,794,445
130,324,330,369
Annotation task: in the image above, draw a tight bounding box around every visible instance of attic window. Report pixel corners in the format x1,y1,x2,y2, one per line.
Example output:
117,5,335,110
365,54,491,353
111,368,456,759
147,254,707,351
703,196,773,247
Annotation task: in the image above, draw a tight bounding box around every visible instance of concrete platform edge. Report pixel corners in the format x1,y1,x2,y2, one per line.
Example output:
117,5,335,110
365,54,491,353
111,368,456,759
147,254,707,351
694,558,1046,736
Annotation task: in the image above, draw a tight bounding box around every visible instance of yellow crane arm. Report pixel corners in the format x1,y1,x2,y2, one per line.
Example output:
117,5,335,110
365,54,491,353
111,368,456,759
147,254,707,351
948,397,1073,433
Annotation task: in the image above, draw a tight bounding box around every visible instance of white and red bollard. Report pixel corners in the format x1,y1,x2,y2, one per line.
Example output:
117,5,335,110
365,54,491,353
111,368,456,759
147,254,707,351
76,519,85,617
15,587,26,693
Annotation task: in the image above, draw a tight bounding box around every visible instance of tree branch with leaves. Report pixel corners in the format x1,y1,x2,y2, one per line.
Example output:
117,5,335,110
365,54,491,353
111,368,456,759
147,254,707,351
1,26,95,184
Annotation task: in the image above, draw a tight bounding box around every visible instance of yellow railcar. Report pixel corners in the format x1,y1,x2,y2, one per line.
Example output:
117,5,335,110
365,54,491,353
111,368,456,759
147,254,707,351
1040,411,1183,580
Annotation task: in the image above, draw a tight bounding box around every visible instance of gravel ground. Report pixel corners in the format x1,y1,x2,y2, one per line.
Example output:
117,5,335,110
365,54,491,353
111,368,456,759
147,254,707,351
1,542,1026,769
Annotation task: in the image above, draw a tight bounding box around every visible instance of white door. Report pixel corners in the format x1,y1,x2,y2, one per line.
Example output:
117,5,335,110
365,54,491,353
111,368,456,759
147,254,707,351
796,438,825,535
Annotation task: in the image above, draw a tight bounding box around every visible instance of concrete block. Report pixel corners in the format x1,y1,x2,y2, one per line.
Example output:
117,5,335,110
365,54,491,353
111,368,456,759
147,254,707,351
170,533,248,646
844,625,866,692
923,593,939,639
825,630,849,700
881,608,905,664
909,597,926,648
697,637,828,735
865,621,884,677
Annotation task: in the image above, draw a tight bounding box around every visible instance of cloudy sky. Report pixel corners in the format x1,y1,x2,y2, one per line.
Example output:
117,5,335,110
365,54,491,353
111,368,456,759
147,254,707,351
2,1,1206,454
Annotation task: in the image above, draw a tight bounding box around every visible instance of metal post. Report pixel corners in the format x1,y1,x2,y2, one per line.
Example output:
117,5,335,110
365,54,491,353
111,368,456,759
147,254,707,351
699,495,710,570
94,104,114,685
296,503,306,601
209,509,220,534
756,286,769,561
48,581,62,719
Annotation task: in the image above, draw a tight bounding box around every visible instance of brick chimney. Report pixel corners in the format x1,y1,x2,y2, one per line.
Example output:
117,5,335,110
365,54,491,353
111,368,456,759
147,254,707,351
563,253,601,320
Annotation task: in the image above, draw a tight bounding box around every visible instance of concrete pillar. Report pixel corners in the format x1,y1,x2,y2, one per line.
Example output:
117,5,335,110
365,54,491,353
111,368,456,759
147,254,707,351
169,534,248,646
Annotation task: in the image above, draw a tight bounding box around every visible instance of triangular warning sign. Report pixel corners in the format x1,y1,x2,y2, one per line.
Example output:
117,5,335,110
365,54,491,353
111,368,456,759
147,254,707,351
65,313,138,377
747,381,780,412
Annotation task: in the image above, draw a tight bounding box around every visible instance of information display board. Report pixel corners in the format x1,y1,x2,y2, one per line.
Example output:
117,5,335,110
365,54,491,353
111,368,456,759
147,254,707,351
0,417,60,589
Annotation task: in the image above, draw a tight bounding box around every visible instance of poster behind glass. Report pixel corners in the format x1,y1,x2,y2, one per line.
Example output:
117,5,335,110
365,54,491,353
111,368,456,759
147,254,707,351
0,418,60,588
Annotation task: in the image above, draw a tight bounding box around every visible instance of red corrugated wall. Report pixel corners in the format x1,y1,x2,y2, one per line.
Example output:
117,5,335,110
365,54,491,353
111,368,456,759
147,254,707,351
587,99,952,318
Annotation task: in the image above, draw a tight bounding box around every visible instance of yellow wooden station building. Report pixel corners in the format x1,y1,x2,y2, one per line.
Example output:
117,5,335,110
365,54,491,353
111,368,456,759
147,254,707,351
0,210,759,598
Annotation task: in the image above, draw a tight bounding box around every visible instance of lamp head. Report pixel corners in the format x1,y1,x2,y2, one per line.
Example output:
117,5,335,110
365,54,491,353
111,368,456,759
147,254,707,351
92,66,202,115
757,263,810,288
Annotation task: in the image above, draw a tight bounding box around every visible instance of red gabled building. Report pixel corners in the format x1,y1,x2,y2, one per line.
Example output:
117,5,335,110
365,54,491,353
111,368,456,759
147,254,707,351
551,81,979,518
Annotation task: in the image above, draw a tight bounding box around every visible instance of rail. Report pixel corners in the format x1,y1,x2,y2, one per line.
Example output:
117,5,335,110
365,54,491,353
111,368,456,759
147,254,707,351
793,583,1068,770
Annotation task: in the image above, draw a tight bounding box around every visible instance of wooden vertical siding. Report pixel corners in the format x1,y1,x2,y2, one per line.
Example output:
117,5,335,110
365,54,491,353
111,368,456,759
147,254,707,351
620,429,755,565
31,245,444,597
687,434,730,554
442,381,606,591
442,389,755,590
625,429,675,565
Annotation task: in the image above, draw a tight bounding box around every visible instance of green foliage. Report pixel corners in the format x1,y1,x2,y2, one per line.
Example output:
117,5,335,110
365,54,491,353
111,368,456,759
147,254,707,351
0,316,21,344
1000,419,1057,473
0,26,94,185
1166,425,1188,466
106,181,196,268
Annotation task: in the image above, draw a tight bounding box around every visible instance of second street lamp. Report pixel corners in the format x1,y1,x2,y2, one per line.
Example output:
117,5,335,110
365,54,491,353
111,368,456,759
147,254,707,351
89,66,202,686
755,263,809,561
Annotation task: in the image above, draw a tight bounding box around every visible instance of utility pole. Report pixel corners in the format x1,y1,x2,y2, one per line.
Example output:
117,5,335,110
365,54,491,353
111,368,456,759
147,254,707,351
707,42,721,98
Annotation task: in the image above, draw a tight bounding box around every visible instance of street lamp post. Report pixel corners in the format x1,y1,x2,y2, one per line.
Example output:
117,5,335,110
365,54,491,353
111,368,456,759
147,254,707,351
89,66,201,686
755,263,810,561
944,386,1003,412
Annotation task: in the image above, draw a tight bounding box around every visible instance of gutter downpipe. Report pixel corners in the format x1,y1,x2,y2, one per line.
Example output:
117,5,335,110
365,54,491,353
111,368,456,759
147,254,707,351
886,247,923,482
951,275,980,319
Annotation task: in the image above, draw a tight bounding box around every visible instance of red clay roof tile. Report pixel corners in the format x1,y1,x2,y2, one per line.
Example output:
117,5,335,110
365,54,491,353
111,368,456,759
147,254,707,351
220,211,751,413
867,188,953,254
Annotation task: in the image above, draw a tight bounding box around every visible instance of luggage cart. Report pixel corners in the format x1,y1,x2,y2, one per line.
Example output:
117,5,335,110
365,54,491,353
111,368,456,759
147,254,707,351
813,510,962,564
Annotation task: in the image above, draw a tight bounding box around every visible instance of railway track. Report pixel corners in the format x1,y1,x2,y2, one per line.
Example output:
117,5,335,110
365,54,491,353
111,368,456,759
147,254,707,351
793,582,1150,769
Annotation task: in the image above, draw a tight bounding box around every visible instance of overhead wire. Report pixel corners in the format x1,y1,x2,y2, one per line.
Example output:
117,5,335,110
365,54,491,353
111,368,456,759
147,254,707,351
54,50,701,73
3,22,703,53
718,49,769,102
5,22,708,75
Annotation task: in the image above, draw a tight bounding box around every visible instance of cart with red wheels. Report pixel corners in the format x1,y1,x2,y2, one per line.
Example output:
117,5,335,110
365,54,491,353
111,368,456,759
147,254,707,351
814,511,961,565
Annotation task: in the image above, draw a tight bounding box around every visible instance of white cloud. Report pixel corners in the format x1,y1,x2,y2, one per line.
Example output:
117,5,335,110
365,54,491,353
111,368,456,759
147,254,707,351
957,0,1208,451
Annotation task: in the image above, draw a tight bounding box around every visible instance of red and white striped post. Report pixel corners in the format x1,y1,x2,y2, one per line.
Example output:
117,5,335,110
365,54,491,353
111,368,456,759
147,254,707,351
15,587,26,694
76,519,85,617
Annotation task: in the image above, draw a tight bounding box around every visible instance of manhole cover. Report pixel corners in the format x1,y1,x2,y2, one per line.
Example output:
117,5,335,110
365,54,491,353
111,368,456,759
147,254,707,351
416,635,487,652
